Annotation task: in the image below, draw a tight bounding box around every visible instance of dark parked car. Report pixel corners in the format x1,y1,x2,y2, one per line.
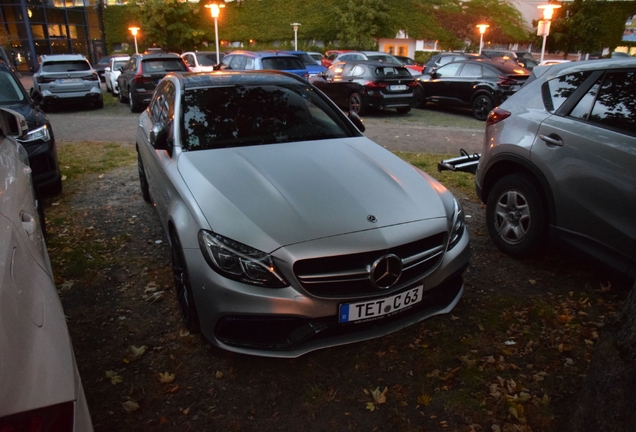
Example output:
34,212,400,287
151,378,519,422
117,52,189,112
481,49,538,70
93,54,129,82
0,59,61,195
311,60,418,115
135,70,469,357
423,52,484,74
415,59,529,120
476,58,636,278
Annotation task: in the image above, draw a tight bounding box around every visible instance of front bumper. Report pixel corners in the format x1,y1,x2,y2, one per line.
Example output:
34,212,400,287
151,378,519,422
184,220,470,357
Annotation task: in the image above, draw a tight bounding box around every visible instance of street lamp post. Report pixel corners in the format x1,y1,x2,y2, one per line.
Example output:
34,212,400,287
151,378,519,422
128,27,139,54
476,24,489,55
537,4,561,63
205,3,225,64
291,23,301,51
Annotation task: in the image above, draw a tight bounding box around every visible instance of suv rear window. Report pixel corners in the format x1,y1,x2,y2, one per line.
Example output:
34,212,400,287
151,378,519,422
141,58,188,73
261,57,305,70
373,66,412,78
42,60,90,72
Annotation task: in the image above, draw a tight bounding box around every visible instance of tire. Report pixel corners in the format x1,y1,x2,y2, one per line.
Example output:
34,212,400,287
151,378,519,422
486,173,548,258
137,152,151,203
170,232,200,333
472,94,493,121
129,90,142,113
348,92,367,116
118,87,128,103
94,98,104,109
412,85,425,108
396,106,411,114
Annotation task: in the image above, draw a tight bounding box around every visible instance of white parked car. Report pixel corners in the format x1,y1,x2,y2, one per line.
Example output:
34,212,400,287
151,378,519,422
0,108,93,431
104,55,130,95
181,51,223,72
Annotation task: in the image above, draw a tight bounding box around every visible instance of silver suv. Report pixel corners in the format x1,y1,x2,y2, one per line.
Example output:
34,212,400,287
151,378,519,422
475,58,636,278
32,54,102,110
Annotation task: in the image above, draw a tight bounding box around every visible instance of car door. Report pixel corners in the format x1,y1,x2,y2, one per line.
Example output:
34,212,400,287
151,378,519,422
311,62,354,109
454,62,484,104
139,80,177,226
530,68,636,273
118,57,137,96
425,62,462,103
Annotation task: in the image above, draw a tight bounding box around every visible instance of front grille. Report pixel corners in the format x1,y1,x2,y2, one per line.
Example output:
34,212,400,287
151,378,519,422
294,232,446,298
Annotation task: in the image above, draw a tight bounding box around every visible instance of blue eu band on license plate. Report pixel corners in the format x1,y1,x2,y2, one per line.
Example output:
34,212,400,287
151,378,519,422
339,286,423,323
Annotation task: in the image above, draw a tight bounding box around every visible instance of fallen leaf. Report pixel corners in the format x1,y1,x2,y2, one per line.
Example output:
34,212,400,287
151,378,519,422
105,370,122,385
157,372,176,383
215,371,224,379
58,280,75,292
129,345,147,358
365,402,376,412
122,400,139,413
371,386,388,404
417,394,432,406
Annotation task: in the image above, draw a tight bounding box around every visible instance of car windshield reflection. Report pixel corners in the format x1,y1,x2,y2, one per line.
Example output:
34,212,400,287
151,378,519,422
181,84,352,150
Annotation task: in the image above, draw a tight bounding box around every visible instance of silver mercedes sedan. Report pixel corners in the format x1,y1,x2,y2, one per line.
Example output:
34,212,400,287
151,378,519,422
136,71,470,357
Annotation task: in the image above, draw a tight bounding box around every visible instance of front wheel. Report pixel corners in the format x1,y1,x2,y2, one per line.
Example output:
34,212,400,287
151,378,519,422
472,94,493,121
170,232,200,333
486,174,548,258
348,92,367,116
396,106,411,114
129,90,142,113
118,86,128,103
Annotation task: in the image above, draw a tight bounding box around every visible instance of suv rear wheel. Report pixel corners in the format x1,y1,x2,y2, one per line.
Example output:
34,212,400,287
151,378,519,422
472,94,493,121
486,173,548,257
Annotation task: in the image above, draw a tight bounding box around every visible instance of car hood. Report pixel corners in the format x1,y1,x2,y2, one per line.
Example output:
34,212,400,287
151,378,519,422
178,137,449,252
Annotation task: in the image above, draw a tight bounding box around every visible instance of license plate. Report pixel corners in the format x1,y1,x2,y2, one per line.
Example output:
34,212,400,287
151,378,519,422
339,286,423,323
59,78,82,83
389,84,407,91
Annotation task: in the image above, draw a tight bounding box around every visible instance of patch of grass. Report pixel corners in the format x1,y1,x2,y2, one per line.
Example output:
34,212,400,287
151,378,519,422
57,141,137,181
396,152,478,198
366,107,484,130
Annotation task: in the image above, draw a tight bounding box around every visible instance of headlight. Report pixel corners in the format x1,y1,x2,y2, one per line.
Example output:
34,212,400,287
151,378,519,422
447,198,465,251
198,231,288,288
17,124,51,143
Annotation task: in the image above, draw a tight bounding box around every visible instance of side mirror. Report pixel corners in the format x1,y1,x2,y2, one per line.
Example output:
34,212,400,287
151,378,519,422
348,111,365,133
149,123,168,150
0,108,29,138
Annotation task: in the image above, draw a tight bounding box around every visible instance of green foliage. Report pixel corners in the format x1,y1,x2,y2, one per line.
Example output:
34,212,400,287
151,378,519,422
334,0,389,49
548,0,636,54
103,4,137,54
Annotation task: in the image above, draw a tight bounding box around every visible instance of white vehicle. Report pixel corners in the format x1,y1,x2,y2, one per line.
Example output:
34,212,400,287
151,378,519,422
0,107,93,431
181,51,222,72
104,55,130,95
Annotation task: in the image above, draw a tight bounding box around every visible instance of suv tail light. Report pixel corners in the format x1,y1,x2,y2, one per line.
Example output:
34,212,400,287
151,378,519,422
497,77,518,88
486,108,511,126
365,81,389,89
36,76,56,84
81,73,99,81
0,402,74,432
407,81,419,87
132,73,152,84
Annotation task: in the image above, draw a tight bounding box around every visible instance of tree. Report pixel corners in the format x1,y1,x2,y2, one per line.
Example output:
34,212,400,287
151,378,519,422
547,0,636,55
334,0,390,49
570,279,636,431
127,0,206,53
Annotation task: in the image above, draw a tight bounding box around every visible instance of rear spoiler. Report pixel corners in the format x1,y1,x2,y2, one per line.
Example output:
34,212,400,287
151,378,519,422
437,149,480,175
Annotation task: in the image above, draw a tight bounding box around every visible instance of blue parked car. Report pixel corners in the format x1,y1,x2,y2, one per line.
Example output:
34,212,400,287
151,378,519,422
275,50,327,77
216,51,309,79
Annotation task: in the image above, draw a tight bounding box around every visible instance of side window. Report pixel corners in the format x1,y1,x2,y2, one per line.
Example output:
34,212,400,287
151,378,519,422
221,55,233,69
542,71,592,113
229,55,247,70
438,56,453,66
343,63,360,77
435,62,461,78
244,57,255,70
588,71,636,134
459,64,481,77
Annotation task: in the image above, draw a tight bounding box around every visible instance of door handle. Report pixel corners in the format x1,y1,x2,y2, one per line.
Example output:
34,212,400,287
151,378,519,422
21,212,36,236
539,134,564,147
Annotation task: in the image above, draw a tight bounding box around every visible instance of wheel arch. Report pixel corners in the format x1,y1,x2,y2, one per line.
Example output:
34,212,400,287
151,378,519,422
480,155,556,226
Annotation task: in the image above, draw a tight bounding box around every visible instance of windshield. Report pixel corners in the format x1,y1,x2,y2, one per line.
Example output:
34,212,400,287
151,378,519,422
196,53,219,66
113,60,128,69
141,58,188,73
0,70,26,104
42,60,90,72
261,57,305,71
181,84,355,150
295,54,317,66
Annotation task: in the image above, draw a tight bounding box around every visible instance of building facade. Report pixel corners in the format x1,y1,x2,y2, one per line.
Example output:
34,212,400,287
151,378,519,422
0,0,106,72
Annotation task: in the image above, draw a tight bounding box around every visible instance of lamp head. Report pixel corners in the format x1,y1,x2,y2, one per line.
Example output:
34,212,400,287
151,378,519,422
538,4,561,20
128,27,139,36
476,24,489,34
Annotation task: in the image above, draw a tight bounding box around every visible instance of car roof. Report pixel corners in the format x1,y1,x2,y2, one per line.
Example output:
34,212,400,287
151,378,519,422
135,52,183,60
528,57,636,83
226,50,298,59
338,60,409,69
169,70,308,91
